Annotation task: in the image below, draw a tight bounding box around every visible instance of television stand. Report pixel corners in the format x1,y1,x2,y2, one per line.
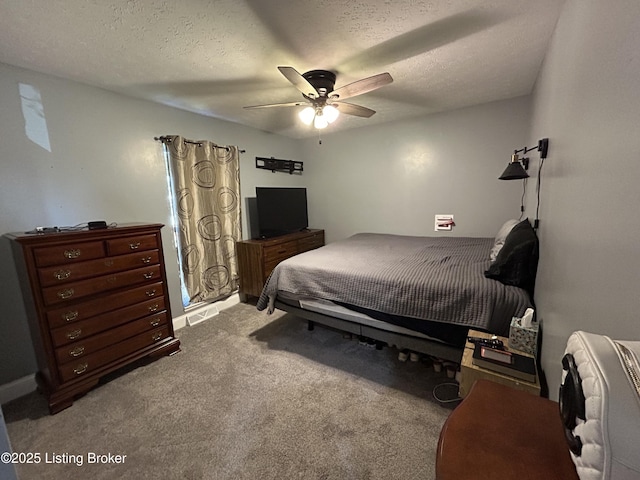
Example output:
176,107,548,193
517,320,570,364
237,229,324,298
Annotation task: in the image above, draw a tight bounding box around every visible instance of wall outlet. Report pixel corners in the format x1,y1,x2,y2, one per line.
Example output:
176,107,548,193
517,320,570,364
435,214,455,231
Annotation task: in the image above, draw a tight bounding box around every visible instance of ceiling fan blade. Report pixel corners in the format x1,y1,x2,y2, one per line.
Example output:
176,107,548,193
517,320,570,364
244,101,309,109
333,102,376,118
329,72,393,101
277,66,319,98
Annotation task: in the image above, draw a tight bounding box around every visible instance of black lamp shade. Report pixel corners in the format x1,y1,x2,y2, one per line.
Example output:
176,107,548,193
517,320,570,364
499,161,529,180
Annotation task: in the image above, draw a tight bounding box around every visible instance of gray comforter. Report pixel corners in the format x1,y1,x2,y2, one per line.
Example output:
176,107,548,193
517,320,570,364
256,233,532,335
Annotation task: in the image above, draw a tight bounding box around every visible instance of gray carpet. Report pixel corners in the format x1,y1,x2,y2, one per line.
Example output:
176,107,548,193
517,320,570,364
3,302,459,479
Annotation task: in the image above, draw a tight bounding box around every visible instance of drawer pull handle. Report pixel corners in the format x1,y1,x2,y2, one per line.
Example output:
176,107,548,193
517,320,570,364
152,332,163,341
146,289,157,297
69,346,85,357
141,256,152,264
149,304,159,312
57,288,75,299
67,329,82,340
143,272,154,279
150,318,161,327
62,310,79,322
54,269,71,280
129,242,141,250
73,363,88,375
278,249,287,254
64,249,81,259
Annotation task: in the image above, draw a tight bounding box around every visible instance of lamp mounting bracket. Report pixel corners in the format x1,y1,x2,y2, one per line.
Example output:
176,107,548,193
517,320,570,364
515,137,549,159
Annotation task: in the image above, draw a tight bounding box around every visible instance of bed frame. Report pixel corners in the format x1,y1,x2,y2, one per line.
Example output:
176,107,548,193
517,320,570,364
274,300,464,363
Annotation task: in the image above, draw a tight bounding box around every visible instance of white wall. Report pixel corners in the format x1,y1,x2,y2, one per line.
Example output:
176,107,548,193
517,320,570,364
0,62,302,385
300,96,532,243
528,0,640,399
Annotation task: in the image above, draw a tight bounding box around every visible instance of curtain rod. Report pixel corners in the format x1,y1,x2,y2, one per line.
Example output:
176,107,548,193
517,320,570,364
154,136,245,153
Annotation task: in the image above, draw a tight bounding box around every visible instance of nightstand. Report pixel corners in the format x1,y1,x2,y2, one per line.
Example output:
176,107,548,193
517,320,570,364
458,329,541,398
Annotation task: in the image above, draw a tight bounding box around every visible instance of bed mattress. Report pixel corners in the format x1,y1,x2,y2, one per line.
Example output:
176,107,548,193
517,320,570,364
561,331,640,480
257,233,532,337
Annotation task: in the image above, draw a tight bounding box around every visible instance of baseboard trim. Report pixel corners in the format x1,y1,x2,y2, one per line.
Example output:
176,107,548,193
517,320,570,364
0,374,37,406
172,293,240,331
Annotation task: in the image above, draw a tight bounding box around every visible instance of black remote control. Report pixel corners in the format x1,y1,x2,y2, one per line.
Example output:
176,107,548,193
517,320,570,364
467,336,505,350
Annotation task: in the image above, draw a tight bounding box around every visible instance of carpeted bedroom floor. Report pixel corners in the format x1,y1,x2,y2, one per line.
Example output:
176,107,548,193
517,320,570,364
2,302,459,480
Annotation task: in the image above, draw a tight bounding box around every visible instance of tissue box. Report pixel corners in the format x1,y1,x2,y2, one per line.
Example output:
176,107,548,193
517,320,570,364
509,317,539,355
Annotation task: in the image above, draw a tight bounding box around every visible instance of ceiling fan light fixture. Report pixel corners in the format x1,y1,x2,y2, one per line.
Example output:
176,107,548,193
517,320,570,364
299,106,315,125
313,112,329,129
323,105,339,124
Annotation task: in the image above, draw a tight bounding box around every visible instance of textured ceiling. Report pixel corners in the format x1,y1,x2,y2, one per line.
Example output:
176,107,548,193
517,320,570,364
0,0,565,138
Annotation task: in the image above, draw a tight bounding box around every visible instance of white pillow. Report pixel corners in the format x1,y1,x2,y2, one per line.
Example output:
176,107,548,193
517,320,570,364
489,219,520,262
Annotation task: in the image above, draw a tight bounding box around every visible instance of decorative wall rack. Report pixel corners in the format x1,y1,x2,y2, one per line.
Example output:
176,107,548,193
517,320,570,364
255,157,303,174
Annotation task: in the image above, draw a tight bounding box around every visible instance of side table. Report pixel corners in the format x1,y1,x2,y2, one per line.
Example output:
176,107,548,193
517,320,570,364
459,329,541,397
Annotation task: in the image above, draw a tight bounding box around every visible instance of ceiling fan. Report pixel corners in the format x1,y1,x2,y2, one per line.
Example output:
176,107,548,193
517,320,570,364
244,66,393,129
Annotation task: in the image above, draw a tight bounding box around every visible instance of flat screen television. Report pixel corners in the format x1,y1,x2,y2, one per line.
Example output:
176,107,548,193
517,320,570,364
256,187,308,238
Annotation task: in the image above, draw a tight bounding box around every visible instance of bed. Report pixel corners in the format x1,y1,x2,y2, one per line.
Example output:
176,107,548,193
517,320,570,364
256,219,538,363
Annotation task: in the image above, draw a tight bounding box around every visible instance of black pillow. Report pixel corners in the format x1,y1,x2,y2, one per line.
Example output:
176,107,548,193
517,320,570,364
484,218,539,293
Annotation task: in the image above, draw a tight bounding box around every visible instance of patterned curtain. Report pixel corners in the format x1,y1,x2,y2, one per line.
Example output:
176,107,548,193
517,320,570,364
162,135,241,303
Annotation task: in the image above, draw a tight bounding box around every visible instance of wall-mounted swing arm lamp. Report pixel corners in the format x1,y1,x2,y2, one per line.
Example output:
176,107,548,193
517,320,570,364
499,138,549,180
498,137,550,229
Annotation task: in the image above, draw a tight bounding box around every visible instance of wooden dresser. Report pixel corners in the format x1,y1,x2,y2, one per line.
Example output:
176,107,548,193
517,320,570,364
237,229,324,298
7,223,181,413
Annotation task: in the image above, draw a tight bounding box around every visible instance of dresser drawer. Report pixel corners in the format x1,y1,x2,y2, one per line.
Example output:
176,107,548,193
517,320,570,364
46,281,164,328
42,265,161,306
106,234,159,256
263,259,283,280
33,241,106,267
298,232,324,252
57,326,170,383
38,250,160,287
263,240,299,264
55,312,169,365
50,297,167,347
